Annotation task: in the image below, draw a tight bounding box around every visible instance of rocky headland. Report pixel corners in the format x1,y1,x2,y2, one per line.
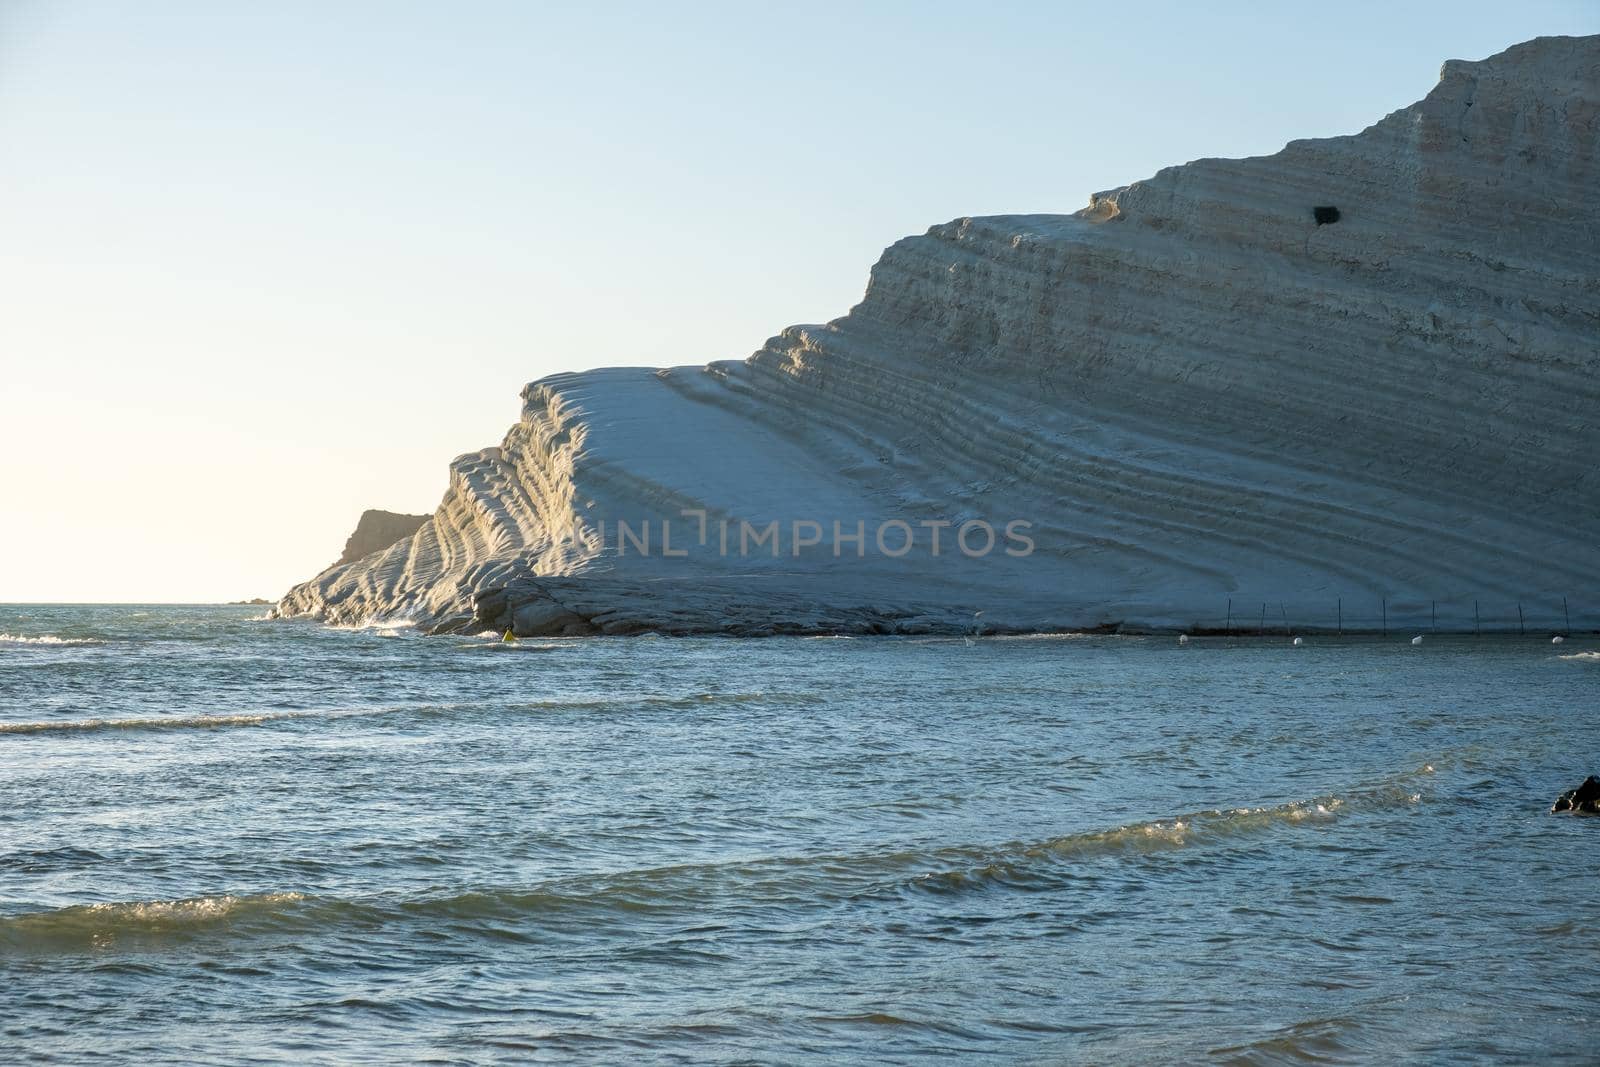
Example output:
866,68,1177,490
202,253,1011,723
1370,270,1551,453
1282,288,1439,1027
275,36,1599,636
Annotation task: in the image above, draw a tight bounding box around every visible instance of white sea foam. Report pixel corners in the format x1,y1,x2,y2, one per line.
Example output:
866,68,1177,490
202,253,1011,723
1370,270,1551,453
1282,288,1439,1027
79,892,307,924
0,633,102,647
1558,651,1600,661
328,617,418,634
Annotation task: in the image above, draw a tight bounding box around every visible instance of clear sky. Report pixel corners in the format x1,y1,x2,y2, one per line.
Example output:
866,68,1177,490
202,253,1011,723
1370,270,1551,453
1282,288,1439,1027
2,1,1595,602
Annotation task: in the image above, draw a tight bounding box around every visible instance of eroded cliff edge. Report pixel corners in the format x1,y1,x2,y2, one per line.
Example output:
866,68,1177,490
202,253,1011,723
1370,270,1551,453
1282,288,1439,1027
276,36,1600,636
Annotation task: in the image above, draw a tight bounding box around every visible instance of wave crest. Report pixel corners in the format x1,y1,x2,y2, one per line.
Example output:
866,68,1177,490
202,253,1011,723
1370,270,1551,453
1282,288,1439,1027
0,892,310,950
0,633,102,646
910,781,1425,894
0,770,1434,951
0,692,799,737
0,713,283,735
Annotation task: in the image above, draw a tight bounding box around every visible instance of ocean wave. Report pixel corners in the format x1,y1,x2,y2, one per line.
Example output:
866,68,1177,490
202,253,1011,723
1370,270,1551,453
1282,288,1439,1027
1208,1013,1371,1064
0,892,311,951
0,770,1434,952
907,780,1426,894
0,846,108,873
0,712,289,735
1557,651,1600,661
0,704,432,736
0,692,792,737
475,691,805,713
988,632,1103,642
0,633,102,647
468,642,559,653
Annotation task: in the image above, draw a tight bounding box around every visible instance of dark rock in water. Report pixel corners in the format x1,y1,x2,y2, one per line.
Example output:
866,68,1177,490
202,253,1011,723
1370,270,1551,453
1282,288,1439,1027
1551,775,1600,814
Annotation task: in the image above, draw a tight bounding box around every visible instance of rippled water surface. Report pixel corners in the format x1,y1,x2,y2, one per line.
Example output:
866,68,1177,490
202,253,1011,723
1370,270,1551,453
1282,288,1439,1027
2,605,1598,1063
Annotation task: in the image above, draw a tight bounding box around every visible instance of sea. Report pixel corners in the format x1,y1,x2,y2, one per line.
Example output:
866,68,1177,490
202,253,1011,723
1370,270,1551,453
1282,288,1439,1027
2,604,1597,1063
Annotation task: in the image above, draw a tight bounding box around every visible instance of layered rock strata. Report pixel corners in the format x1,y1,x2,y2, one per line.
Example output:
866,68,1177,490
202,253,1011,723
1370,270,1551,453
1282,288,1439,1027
276,36,1600,636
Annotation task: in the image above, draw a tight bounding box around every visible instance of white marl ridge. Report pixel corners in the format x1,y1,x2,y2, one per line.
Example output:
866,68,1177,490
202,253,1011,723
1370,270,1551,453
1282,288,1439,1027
276,35,1600,636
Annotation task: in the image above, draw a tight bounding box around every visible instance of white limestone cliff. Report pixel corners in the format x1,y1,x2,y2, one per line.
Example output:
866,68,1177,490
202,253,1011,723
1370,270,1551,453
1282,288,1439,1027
275,35,1600,636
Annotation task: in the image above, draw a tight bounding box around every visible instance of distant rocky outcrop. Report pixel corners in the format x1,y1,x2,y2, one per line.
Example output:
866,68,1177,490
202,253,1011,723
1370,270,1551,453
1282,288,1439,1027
275,36,1600,636
334,510,429,569
1552,776,1600,815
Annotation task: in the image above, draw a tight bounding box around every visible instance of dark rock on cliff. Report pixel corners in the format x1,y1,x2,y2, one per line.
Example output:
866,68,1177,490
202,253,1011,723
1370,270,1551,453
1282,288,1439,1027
336,510,429,568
